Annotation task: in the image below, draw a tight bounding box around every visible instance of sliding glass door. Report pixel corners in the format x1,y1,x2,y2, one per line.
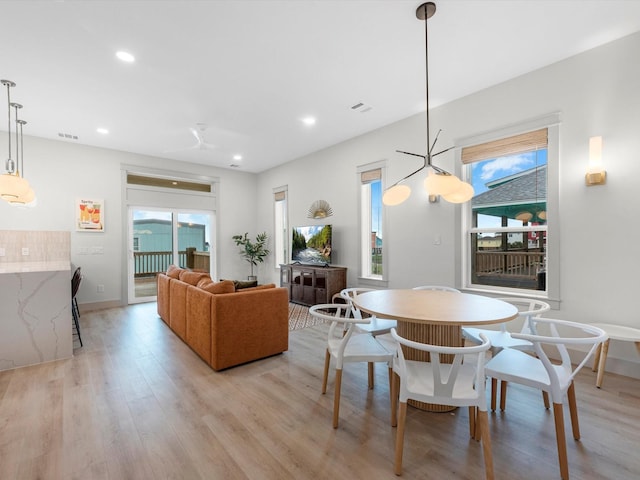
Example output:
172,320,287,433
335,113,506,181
127,207,213,304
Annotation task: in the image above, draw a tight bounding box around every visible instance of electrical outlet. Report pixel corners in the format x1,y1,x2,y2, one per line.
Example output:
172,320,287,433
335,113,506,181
0,247,5,257
21,247,29,256
97,284,105,293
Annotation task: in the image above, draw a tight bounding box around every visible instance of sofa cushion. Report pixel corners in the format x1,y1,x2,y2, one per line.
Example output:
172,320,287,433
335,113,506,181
179,271,210,285
166,264,184,279
238,283,276,293
200,280,236,294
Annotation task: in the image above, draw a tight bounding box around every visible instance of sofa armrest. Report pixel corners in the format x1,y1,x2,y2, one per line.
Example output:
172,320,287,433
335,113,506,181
157,273,171,324
210,287,289,370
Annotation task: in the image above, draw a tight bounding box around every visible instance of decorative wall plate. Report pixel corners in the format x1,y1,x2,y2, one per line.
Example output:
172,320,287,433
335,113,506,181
307,199,333,219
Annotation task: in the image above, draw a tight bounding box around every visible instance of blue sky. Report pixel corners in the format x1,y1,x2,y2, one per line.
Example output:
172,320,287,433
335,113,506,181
471,149,547,195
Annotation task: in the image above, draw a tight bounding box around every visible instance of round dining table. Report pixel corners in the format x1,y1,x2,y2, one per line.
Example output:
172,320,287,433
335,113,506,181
352,289,518,412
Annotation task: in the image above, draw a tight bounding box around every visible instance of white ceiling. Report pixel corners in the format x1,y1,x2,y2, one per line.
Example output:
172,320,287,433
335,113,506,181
2,0,640,173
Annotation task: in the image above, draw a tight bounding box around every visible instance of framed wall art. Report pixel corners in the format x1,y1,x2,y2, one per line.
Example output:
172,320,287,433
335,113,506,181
76,198,104,232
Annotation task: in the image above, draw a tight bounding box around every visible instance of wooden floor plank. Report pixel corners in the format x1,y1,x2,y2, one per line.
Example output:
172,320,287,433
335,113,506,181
0,302,639,479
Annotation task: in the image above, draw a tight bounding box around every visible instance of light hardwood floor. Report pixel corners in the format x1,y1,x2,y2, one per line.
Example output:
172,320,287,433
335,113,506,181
1,302,639,479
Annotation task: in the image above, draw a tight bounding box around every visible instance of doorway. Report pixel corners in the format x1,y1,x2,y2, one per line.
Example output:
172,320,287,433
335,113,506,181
127,207,214,304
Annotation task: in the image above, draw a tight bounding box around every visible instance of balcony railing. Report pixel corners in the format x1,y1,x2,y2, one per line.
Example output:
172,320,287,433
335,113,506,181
134,250,210,276
474,250,545,290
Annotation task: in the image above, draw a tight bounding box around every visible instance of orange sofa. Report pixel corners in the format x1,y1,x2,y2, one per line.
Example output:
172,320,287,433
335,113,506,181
157,266,289,370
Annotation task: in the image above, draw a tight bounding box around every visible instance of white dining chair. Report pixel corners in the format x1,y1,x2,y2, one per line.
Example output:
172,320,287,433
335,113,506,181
390,328,494,478
340,287,398,335
339,287,398,385
309,303,394,429
462,297,550,410
484,318,607,480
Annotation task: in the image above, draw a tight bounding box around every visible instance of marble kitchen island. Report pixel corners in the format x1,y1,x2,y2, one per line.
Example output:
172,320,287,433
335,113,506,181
0,260,73,371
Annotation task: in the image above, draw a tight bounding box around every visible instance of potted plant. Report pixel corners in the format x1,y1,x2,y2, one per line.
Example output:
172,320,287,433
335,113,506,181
232,232,270,281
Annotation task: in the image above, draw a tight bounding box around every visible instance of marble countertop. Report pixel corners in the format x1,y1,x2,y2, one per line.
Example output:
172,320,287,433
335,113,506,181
0,261,71,274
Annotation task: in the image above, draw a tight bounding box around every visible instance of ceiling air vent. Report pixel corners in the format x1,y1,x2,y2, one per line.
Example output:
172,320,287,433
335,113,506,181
350,102,373,113
58,132,79,140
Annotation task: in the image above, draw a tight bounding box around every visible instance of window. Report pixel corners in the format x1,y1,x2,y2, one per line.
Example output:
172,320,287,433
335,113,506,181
460,118,559,299
359,165,384,280
274,187,288,268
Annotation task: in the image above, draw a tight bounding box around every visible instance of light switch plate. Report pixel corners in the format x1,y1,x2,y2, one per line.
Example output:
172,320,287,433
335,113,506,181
21,247,29,256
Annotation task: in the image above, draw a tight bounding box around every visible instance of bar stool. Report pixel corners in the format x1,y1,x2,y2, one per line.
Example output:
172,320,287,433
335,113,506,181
71,267,83,347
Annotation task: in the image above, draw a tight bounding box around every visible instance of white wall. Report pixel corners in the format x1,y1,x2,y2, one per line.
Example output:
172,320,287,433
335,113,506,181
258,31,640,376
0,136,260,306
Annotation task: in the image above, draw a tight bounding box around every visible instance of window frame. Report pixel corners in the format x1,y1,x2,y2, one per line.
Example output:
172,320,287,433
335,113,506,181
273,186,288,269
357,161,388,286
456,114,560,306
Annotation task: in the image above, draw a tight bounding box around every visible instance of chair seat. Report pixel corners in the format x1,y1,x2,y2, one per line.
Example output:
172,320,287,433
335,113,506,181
328,332,392,362
355,317,397,336
463,327,532,351
403,360,479,403
484,348,571,393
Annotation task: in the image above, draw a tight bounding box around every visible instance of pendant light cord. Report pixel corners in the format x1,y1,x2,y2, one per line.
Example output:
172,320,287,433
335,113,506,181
4,81,13,172
423,3,431,163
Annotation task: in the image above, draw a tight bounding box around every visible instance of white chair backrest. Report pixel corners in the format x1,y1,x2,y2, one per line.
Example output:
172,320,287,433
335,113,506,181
339,287,376,319
390,328,491,402
310,303,372,339
412,285,461,292
496,297,550,334
511,317,607,398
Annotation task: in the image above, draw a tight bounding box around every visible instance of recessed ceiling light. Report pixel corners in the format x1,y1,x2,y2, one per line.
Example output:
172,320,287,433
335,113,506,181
301,116,316,126
233,154,243,161
96,128,109,134
116,51,135,63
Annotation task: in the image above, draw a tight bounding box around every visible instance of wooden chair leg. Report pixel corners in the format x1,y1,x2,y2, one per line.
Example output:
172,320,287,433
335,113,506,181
387,366,393,405
542,391,550,409
567,382,580,440
592,342,602,372
368,362,374,389
394,402,407,476
391,372,398,427
477,410,495,480
332,369,343,429
490,378,497,411
499,380,508,411
322,350,330,394
596,339,610,388
552,402,570,480
469,406,476,439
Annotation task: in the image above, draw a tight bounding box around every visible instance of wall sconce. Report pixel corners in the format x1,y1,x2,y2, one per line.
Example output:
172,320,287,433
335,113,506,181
585,136,606,186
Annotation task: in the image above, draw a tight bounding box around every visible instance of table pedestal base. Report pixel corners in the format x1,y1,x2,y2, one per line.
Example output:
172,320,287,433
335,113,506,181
397,321,462,413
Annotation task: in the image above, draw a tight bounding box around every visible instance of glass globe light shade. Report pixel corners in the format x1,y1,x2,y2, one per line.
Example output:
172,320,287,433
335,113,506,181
442,181,474,203
383,184,411,206
9,186,36,206
0,173,30,201
424,171,461,196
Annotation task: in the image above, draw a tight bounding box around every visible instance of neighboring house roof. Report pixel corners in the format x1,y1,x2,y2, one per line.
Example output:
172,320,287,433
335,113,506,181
472,165,547,220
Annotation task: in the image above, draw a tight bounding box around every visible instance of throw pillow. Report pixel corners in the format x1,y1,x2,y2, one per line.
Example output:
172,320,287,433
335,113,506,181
238,283,276,292
166,264,184,279
200,280,235,294
233,279,258,290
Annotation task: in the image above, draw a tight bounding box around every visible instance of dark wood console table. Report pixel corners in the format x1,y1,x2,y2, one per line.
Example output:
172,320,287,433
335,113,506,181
280,264,347,306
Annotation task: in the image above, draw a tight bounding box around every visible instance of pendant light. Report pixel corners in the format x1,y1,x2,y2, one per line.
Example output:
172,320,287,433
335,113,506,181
0,79,35,205
383,2,474,206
